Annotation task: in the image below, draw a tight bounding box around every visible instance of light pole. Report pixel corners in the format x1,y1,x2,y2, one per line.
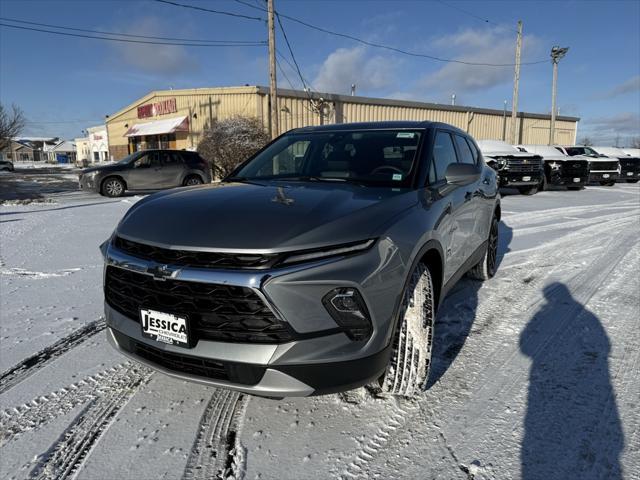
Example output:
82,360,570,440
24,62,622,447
549,46,569,145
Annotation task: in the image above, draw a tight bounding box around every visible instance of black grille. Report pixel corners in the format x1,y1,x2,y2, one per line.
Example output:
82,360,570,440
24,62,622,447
105,266,295,343
560,160,589,176
507,158,542,173
620,158,640,174
589,161,619,171
114,236,281,270
112,329,265,385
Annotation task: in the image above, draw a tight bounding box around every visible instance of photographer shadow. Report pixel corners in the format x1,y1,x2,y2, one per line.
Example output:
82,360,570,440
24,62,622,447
519,283,623,479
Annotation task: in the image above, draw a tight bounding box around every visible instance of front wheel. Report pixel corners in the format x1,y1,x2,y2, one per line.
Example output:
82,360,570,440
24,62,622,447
539,174,547,191
567,186,583,191
599,181,615,186
627,179,639,184
183,175,203,186
376,263,435,398
101,177,125,197
518,185,538,195
468,215,499,281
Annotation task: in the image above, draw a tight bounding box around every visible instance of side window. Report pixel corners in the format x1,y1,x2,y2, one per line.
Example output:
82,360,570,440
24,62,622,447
432,131,458,181
454,135,476,165
133,153,151,168
467,139,480,163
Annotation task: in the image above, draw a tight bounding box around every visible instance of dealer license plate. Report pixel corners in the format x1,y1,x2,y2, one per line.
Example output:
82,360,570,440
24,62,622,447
140,308,189,348
603,173,610,178
522,176,531,181
573,178,580,183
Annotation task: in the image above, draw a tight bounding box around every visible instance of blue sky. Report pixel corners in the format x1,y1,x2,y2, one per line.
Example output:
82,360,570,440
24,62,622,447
1,0,638,144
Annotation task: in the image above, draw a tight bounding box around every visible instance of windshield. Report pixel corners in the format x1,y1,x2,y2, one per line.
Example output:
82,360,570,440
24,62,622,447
115,152,140,165
229,129,423,188
565,147,604,157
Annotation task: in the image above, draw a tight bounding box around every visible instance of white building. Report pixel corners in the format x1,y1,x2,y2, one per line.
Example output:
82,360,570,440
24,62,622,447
75,137,90,165
86,125,109,162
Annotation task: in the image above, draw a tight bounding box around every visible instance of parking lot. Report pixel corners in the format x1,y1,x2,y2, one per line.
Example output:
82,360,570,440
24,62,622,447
0,169,639,479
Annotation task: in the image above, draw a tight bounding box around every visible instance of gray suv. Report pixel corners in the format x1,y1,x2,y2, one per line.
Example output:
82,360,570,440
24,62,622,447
79,149,211,197
101,122,500,398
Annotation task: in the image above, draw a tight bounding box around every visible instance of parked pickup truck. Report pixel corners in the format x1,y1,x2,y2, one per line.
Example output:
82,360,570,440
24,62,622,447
591,146,639,184
555,146,620,186
477,140,543,195
516,144,589,190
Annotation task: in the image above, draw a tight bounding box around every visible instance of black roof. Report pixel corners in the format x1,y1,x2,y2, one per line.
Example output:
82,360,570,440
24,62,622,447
291,121,466,134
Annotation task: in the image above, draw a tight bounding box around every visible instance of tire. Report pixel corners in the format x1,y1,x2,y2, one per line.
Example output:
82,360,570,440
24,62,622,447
518,185,538,195
183,175,203,186
377,263,435,398
468,215,499,281
599,181,615,187
539,174,547,192
627,179,639,183
567,186,583,191
101,176,125,197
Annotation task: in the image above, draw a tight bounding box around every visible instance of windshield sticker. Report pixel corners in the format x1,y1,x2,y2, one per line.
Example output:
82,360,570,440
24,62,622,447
392,173,403,181
396,132,415,139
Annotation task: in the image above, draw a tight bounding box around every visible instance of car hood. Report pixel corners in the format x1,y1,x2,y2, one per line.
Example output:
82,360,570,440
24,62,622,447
116,181,418,251
82,164,124,174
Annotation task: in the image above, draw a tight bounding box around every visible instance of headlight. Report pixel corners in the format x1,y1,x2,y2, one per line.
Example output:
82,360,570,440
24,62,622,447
280,239,375,266
322,287,372,341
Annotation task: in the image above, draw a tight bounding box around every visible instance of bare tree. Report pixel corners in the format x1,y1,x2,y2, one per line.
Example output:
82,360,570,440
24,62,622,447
578,136,593,146
197,116,270,178
630,137,640,149
0,103,26,151
613,134,621,148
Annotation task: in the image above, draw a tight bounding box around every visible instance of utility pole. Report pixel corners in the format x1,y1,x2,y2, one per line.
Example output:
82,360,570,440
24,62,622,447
267,0,279,139
549,45,569,145
502,100,507,140
509,20,522,145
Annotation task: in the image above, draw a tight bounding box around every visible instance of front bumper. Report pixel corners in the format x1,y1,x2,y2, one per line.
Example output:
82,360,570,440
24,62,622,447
103,237,405,396
588,171,619,183
107,324,390,397
79,174,100,191
498,171,542,187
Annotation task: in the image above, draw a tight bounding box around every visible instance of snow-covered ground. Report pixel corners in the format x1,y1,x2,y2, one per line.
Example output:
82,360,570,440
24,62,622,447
0,180,638,480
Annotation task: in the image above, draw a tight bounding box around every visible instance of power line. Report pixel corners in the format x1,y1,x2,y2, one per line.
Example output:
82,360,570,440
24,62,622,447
275,13,308,91
434,0,519,33
153,0,264,22
0,23,266,47
275,58,295,90
232,0,545,67
0,17,264,44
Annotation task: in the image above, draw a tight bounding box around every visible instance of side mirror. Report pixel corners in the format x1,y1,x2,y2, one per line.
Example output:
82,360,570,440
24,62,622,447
445,163,481,186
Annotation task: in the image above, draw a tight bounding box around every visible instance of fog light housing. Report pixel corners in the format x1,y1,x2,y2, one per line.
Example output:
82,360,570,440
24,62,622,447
322,288,372,341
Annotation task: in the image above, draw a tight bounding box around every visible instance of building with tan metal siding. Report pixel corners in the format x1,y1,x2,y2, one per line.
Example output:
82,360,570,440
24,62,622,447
106,85,579,160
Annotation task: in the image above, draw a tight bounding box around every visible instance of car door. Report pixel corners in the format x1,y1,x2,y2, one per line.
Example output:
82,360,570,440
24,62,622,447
430,130,469,282
125,151,156,190
156,151,185,188
453,134,487,254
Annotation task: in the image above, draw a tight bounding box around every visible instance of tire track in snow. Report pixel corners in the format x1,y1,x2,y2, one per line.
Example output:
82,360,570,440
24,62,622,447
183,389,249,480
28,368,153,480
339,398,419,480
0,318,106,395
0,362,151,447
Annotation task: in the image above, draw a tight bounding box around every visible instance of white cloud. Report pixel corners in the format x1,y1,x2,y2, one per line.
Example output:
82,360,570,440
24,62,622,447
581,112,640,145
419,27,540,96
598,75,640,99
312,47,397,94
110,17,198,75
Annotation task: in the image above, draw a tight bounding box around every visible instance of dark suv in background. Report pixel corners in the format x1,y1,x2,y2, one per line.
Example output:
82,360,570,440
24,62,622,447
79,149,211,197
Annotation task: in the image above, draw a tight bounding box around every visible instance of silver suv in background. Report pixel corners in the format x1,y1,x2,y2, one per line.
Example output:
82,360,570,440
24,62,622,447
101,121,501,399
556,146,620,186
79,149,211,197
